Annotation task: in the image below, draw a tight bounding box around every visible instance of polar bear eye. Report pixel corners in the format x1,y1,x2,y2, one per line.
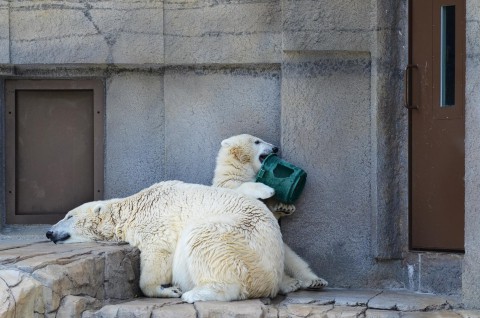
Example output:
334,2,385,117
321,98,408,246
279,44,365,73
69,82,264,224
254,140,261,145
67,215,73,220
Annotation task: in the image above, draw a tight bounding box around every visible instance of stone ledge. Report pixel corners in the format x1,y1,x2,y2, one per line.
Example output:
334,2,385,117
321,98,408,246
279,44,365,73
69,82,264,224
0,241,140,317
0,241,479,317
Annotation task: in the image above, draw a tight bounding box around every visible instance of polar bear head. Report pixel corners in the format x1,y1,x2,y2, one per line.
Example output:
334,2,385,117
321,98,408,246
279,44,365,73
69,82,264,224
213,134,279,189
46,200,117,244
219,134,278,173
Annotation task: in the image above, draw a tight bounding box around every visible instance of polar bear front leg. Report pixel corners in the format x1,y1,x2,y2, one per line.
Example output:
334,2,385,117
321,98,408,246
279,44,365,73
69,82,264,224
284,244,328,290
235,182,275,199
139,249,182,298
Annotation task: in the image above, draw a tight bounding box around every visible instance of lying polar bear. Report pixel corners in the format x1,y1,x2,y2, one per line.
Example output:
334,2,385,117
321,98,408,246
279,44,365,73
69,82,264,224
46,181,284,303
212,134,328,293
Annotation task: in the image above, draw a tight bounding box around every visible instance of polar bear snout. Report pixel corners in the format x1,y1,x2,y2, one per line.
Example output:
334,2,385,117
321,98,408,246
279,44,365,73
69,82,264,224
259,145,279,163
46,230,71,244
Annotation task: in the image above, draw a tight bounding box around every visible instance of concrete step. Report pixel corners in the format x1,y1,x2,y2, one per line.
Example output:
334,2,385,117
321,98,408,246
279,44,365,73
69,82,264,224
81,290,480,318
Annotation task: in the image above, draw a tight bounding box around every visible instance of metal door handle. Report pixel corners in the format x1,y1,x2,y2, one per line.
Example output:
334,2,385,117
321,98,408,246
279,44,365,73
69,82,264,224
404,64,418,109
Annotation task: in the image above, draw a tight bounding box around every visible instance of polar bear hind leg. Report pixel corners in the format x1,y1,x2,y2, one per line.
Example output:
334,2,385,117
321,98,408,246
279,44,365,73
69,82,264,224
139,247,183,298
284,244,328,289
176,220,280,302
182,283,243,303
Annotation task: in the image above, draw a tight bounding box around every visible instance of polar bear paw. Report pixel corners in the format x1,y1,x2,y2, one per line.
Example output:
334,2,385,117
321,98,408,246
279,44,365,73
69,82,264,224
156,285,183,298
279,276,302,294
236,182,275,200
271,202,296,215
181,284,242,303
301,277,328,290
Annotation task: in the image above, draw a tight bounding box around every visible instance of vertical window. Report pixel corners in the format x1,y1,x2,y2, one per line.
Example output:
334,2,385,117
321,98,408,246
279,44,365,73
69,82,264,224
440,5,455,107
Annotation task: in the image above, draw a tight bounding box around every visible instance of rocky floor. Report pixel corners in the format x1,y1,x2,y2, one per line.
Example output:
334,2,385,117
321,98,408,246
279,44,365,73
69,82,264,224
1,240,479,318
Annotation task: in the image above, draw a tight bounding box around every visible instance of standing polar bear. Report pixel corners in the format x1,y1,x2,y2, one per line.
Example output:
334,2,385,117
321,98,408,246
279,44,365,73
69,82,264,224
213,134,328,293
46,181,284,303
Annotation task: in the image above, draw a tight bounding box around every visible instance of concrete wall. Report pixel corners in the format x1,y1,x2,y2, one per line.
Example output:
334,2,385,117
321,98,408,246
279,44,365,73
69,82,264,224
1,0,479,306
164,66,281,184
281,51,377,287
463,0,480,308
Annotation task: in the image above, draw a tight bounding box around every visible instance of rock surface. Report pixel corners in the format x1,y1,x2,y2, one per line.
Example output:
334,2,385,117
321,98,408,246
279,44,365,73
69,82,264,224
1,241,479,318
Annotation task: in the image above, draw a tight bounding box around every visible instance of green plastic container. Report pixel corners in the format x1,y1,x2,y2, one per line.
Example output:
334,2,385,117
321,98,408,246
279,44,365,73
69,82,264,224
255,154,307,204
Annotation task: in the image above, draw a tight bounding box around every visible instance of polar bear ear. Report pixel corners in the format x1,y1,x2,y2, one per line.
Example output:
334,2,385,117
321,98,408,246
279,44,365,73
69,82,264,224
93,204,103,214
221,138,233,148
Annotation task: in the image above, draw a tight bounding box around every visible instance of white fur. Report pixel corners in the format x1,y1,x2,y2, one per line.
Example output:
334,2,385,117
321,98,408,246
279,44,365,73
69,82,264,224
48,181,284,302
212,134,328,292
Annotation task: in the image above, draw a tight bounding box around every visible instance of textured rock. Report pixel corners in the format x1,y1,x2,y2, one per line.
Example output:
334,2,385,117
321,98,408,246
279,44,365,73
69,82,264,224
57,295,101,318
368,290,453,312
151,303,196,318
194,299,266,318
278,303,333,318
284,289,381,307
401,312,463,318
365,309,401,318
0,242,140,317
84,298,184,318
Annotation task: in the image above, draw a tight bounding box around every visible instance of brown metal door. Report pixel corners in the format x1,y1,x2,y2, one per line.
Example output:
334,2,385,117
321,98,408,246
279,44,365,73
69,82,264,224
5,80,104,224
409,0,465,251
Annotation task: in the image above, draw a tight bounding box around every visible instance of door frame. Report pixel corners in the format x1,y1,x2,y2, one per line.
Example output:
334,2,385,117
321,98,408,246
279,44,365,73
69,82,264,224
5,79,105,224
407,0,466,252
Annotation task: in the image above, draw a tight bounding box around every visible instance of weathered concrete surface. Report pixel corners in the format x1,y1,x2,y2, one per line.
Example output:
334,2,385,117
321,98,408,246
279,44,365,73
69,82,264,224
280,51,377,288
369,0,409,260
104,71,165,199
463,0,480,308
9,1,163,64
164,0,281,65
164,65,281,185
282,0,372,52
405,253,463,296
0,1,8,63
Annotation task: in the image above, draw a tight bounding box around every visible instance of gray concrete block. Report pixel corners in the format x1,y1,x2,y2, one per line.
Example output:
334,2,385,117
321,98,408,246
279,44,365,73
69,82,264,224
164,66,281,185
105,72,165,199
164,1,281,64
282,0,372,52
10,1,108,64
280,51,372,288
405,253,462,296
89,4,164,64
463,5,480,307
10,1,163,64
0,1,9,63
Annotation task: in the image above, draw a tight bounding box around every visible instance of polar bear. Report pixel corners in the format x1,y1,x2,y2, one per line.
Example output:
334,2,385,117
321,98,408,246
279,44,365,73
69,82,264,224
46,181,284,303
212,134,328,293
